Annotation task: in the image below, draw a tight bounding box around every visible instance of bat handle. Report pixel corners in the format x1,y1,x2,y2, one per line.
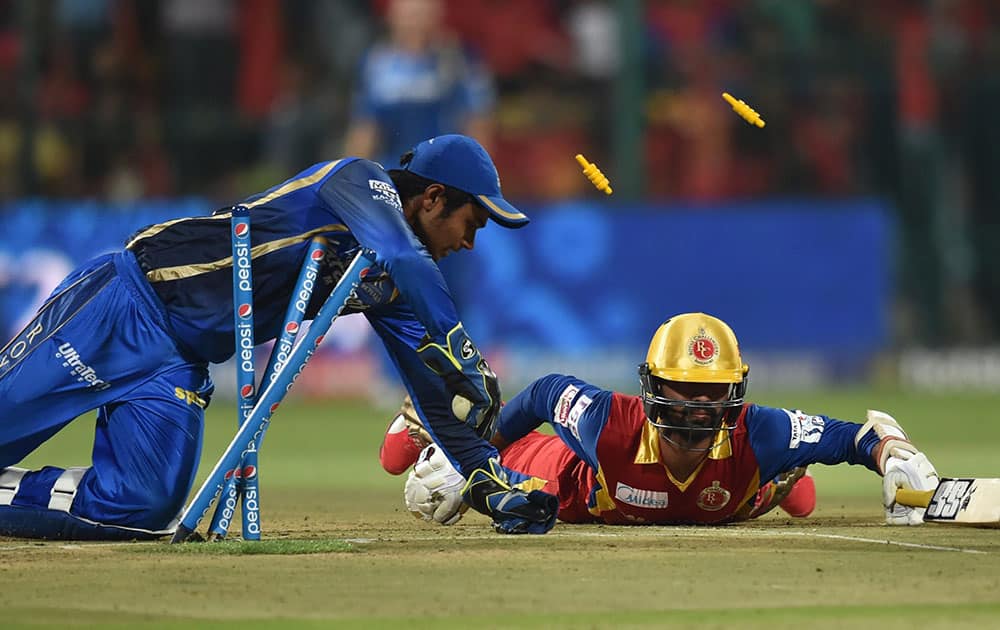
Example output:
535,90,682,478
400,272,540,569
895,487,934,508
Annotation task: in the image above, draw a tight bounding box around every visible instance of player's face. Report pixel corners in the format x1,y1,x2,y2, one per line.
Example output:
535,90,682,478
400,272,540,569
655,380,732,450
416,194,489,261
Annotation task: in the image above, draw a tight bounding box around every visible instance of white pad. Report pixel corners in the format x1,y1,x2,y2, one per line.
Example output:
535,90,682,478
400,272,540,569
0,467,28,506
48,467,89,512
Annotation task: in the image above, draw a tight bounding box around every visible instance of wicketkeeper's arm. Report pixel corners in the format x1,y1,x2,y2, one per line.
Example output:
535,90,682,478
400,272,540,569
317,160,461,341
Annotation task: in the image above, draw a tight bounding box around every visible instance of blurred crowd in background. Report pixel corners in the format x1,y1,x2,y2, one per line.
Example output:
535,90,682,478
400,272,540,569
0,0,999,349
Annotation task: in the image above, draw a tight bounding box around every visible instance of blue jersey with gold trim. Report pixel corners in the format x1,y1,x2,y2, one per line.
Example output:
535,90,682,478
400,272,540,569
126,158,459,363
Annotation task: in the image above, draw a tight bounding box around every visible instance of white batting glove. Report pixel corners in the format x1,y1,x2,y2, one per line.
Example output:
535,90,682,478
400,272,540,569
882,451,939,526
404,444,468,526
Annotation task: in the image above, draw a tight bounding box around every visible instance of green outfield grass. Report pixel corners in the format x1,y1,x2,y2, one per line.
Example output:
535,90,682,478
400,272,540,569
3,388,999,628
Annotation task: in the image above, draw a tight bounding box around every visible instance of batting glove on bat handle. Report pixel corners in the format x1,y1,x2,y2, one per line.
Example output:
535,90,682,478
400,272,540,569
461,459,558,535
417,323,501,439
883,451,939,526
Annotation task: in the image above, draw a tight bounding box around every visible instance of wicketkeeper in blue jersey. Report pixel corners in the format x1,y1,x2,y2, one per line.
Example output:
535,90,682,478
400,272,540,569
0,134,558,540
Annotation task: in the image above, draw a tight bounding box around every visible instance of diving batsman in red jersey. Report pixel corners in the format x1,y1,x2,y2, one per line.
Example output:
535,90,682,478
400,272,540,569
388,312,941,529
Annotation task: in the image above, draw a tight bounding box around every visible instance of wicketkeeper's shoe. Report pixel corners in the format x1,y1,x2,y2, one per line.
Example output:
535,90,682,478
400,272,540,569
379,396,433,475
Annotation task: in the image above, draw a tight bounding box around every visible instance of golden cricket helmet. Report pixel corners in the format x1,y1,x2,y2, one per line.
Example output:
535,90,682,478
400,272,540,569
638,313,750,450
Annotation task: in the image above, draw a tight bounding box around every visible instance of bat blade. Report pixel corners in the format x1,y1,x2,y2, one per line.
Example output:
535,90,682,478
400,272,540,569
896,478,1000,527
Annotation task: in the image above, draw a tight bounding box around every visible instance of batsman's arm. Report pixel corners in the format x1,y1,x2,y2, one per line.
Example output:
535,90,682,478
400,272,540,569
496,374,609,471
744,405,883,483
746,405,939,525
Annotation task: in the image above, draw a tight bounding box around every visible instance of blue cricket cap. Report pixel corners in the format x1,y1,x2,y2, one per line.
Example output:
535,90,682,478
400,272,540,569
403,134,529,228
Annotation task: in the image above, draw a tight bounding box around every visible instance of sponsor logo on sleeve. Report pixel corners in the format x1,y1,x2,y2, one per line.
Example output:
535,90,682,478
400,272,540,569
615,482,669,509
369,179,403,212
553,384,580,424
784,409,826,448
561,393,593,442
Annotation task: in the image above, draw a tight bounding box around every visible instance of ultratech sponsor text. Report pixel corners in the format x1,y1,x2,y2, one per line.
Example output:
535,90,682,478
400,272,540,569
56,342,111,391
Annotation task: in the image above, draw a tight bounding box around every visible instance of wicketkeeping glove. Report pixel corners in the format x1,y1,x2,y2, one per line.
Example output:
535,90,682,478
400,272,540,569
417,323,501,438
461,459,558,535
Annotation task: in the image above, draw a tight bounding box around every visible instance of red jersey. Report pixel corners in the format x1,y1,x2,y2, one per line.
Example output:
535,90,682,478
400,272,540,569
497,374,878,525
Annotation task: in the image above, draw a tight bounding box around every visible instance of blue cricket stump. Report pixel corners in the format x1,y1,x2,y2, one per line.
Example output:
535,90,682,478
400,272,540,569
261,237,328,388
170,247,375,543
208,234,328,540
207,206,259,540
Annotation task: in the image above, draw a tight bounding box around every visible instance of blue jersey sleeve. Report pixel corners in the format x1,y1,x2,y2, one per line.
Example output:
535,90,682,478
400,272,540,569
746,404,882,482
497,374,611,472
316,159,459,342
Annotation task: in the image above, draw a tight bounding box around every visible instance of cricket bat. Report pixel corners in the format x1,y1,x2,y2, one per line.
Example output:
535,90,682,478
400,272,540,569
895,478,1000,527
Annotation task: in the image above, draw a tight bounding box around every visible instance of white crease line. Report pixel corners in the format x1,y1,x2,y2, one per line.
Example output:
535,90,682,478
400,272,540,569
0,529,988,554
358,527,989,554
784,532,987,554
554,527,988,553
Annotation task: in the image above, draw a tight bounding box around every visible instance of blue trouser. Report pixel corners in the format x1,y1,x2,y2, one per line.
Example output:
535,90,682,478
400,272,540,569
0,251,213,539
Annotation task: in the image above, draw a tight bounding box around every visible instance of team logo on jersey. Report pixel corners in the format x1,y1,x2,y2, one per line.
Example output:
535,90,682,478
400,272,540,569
238,303,253,318
696,481,731,511
615,483,669,509
369,179,403,212
233,222,249,238
688,328,718,365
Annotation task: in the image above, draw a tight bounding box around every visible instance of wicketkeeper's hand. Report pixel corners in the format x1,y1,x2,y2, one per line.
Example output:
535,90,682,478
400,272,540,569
417,323,501,438
461,459,558,535
404,444,468,525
